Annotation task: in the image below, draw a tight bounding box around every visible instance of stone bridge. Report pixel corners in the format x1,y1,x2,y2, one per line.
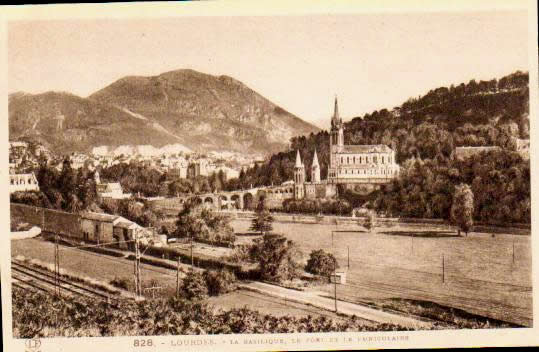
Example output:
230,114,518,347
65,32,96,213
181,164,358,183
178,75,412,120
150,185,296,214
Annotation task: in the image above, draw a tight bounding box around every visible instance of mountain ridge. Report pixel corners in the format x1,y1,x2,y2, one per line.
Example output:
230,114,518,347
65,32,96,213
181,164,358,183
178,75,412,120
9,69,320,155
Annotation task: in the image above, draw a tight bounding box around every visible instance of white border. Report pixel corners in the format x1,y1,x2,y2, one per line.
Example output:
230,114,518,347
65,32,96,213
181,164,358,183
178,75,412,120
1,0,538,351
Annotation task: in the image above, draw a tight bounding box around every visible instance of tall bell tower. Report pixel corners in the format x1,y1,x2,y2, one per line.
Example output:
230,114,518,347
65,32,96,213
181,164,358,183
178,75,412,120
329,96,344,182
293,150,305,199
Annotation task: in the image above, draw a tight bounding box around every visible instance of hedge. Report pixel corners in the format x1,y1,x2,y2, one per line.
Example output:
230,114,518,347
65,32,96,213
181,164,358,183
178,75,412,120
139,244,260,280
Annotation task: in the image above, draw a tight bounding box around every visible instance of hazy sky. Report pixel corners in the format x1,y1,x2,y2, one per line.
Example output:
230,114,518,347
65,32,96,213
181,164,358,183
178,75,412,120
8,11,528,128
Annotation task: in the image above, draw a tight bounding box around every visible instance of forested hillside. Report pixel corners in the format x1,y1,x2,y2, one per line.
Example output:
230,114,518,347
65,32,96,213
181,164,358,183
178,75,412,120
229,71,530,223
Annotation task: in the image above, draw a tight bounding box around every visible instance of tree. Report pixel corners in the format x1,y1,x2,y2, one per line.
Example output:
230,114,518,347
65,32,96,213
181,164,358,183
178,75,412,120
249,234,301,282
305,249,338,279
203,269,236,296
249,199,274,235
450,183,474,236
174,197,235,245
364,211,376,232
180,270,208,300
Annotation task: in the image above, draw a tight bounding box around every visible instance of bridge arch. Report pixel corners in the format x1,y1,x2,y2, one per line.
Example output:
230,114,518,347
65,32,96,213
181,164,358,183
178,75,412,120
230,194,242,209
243,192,254,210
218,195,229,210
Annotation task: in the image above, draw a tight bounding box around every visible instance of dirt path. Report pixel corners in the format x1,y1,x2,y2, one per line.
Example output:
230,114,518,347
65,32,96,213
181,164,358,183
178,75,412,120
240,281,432,329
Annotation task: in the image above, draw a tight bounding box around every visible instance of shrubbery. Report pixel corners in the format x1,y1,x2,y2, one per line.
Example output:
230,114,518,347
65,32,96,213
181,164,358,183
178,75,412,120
249,233,302,283
12,287,414,337
305,249,338,278
180,270,208,300
282,198,352,216
110,277,129,290
203,269,236,296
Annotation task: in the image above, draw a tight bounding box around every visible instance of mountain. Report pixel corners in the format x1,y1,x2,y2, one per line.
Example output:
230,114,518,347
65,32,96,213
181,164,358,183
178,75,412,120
8,91,180,154
89,69,319,154
9,69,320,155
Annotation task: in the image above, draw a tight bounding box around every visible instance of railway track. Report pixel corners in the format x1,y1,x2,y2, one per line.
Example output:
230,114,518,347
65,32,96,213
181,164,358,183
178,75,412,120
11,261,118,303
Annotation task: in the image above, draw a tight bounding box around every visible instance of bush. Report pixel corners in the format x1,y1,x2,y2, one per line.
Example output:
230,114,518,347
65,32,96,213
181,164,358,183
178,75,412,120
249,233,302,283
204,269,236,296
305,249,339,278
110,277,129,290
180,270,208,300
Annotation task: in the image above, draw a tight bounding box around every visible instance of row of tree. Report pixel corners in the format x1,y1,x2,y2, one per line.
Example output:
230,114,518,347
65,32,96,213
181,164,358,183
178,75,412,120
372,149,530,223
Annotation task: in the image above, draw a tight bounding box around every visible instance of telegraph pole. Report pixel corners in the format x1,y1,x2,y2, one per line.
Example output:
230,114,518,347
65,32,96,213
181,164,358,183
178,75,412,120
442,254,445,284
332,230,337,313
347,246,350,269
176,255,181,297
190,233,194,268
54,234,60,296
134,232,141,297
512,238,515,265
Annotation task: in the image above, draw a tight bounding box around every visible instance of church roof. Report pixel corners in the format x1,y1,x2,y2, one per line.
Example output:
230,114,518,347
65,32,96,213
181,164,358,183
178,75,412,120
340,144,392,153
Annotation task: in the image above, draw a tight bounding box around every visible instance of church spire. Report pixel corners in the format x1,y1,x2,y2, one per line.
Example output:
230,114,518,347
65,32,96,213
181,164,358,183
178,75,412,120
312,149,319,167
334,95,339,120
331,95,341,128
311,149,321,183
295,149,303,167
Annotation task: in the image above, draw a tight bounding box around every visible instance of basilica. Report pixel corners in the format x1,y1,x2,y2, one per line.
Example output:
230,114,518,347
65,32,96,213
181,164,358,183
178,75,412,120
292,97,400,200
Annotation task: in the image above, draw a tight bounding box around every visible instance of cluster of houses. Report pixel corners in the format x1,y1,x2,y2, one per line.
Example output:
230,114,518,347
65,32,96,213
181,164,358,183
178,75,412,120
66,150,242,181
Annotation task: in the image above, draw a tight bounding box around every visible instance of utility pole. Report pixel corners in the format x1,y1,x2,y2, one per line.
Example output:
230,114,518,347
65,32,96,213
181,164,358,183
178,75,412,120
512,238,515,265
54,234,60,296
176,255,181,297
347,246,350,269
134,232,141,297
190,233,194,268
332,230,337,313
442,253,445,284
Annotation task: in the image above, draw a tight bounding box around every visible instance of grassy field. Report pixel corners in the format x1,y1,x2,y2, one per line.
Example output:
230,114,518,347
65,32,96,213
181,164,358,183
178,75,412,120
11,238,181,297
207,288,362,323
230,219,533,326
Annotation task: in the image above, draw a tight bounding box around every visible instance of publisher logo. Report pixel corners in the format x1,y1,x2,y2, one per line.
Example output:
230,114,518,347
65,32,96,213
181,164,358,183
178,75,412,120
25,338,41,352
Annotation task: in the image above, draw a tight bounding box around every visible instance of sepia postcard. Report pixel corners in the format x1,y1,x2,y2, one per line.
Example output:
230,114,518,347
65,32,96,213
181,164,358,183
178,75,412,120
1,0,538,351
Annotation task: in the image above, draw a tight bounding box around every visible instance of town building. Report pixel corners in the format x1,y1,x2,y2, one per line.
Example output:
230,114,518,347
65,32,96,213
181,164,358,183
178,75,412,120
94,171,132,201
187,159,209,178
9,173,40,194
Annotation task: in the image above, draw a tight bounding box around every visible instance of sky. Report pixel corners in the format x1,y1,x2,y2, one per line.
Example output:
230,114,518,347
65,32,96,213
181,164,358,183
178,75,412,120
8,11,529,128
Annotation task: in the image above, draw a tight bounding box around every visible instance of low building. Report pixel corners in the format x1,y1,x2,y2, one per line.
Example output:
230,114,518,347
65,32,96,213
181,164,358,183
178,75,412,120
80,212,117,244
9,173,40,194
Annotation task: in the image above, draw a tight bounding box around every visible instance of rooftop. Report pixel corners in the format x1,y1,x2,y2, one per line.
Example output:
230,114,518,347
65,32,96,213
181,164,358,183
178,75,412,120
340,144,392,153
80,212,118,222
